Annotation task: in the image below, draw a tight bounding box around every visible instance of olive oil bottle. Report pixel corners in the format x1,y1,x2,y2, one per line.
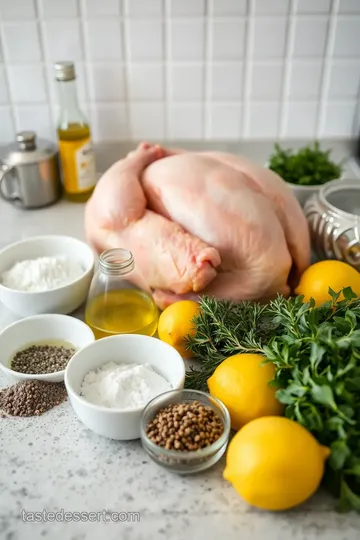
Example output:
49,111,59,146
85,248,159,339
54,61,97,202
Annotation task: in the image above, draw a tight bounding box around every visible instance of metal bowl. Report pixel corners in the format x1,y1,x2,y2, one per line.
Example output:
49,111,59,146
304,180,360,269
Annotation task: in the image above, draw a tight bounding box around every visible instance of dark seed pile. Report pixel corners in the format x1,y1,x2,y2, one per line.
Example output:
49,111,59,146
0,380,67,417
11,344,75,374
146,400,224,451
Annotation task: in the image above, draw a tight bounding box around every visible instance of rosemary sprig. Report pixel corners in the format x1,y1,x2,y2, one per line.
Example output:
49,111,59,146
185,297,271,391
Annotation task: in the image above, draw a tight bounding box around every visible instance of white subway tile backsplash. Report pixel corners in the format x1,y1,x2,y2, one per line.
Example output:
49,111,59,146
253,0,289,15
0,0,36,20
129,103,165,139
43,21,83,61
294,0,331,14
128,20,163,61
8,65,47,103
84,20,123,61
38,0,78,18
0,106,15,142
210,18,246,60
245,102,280,138
292,17,329,58
282,101,318,137
2,23,42,63
0,67,9,104
328,60,360,99
210,62,243,100
170,64,204,101
14,104,53,140
128,64,164,100
209,0,247,16
337,0,360,14
0,0,358,142
170,20,204,61
88,64,125,101
252,18,287,59
249,61,283,100
90,104,129,142
125,0,162,18
288,60,323,99
168,104,203,139
169,0,205,17
321,101,357,137
207,103,242,139
83,0,121,17
332,17,360,57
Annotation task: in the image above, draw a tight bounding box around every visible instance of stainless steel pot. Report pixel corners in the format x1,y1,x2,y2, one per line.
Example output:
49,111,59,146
0,131,61,209
304,180,360,269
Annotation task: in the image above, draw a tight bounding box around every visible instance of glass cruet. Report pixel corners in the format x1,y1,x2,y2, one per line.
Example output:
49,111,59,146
85,248,158,339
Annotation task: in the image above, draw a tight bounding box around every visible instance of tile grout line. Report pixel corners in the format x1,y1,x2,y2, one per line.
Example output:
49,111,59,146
279,0,296,139
242,0,254,139
122,0,133,141
35,0,52,115
36,0,56,138
78,0,89,108
316,0,339,139
203,0,211,140
119,0,131,141
163,0,169,140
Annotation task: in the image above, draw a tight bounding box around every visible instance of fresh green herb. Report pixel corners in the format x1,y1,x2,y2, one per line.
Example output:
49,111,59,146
268,141,343,186
185,289,360,512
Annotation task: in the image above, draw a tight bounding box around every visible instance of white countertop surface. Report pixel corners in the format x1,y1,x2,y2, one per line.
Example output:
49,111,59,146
1,142,360,540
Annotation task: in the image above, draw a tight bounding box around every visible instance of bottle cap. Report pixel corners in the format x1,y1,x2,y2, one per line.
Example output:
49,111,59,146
54,61,76,81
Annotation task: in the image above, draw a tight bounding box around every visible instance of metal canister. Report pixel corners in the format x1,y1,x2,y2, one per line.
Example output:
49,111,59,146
304,180,360,269
0,131,61,209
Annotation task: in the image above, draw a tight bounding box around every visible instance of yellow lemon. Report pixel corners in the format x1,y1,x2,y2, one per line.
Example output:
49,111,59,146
223,416,330,511
207,353,283,430
158,300,200,358
295,260,360,305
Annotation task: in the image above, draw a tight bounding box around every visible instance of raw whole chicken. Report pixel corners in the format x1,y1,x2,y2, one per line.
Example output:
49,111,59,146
85,143,310,309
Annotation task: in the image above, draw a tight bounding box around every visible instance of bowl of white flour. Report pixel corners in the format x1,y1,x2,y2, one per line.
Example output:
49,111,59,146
64,334,186,440
0,235,95,317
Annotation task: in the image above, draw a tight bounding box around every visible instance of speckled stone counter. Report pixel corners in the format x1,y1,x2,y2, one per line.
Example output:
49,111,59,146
1,141,360,540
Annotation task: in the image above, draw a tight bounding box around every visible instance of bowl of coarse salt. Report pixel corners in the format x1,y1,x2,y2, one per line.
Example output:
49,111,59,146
0,235,95,317
65,334,186,440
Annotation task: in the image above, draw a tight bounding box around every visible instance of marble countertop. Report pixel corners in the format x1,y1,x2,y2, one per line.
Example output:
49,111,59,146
1,141,360,540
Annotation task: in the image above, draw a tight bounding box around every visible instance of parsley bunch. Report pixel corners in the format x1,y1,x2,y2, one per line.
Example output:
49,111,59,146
268,141,343,186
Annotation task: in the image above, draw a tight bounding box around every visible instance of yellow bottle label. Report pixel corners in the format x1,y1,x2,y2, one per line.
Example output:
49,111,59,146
58,137,97,194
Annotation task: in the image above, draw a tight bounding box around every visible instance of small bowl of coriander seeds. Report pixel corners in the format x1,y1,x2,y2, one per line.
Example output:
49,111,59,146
140,389,231,475
0,314,95,383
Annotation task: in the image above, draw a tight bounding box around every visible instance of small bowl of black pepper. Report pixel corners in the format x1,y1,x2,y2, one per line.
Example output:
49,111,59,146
0,314,95,383
140,389,231,475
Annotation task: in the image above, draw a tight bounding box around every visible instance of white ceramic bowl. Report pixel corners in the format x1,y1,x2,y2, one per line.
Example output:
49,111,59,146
264,161,343,208
65,334,186,441
0,235,95,317
0,314,95,383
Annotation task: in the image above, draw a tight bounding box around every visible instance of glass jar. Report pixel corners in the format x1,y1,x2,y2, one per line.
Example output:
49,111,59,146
140,390,231,475
85,248,158,339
